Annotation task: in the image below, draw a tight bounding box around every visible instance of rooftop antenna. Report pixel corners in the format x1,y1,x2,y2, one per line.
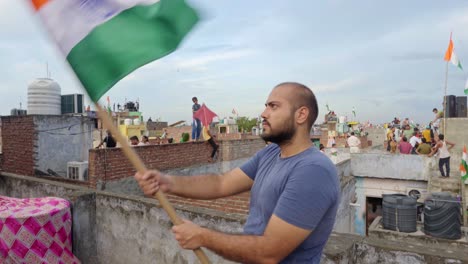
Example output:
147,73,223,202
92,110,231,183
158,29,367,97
19,97,22,110
46,62,51,78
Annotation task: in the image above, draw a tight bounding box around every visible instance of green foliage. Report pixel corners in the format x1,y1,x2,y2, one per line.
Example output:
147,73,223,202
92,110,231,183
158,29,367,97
236,116,258,132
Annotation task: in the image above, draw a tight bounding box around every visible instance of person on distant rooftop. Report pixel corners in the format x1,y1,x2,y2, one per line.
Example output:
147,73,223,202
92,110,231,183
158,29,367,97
416,138,431,155
398,136,412,154
347,132,361,153
135,82,339,263
191,97,202,141
130,136,139,146
432,108,443,135
428,134,455,177
422,125,432,144
409,132,421,154
96,130,116,149
139,135,150,146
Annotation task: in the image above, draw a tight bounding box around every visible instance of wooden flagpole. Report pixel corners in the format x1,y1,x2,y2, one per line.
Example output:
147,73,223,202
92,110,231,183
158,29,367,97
95,104,211,264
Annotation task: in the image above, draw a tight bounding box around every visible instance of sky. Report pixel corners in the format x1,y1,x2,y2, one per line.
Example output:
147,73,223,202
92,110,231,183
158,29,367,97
1,1,468,125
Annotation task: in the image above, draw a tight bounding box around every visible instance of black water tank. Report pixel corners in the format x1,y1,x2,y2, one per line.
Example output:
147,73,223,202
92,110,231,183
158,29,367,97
382,194,417,232
424,192,462,240
444,95,457,118
456,96,467,117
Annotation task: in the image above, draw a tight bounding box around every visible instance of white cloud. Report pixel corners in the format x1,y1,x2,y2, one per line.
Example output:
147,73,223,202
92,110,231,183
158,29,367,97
174,49,255,69
313,77,365,92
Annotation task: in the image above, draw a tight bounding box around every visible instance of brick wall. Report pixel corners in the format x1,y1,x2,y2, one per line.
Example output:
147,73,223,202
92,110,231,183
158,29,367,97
0,116,36,176
89,142,214,187
89,138,265,188
219,138,266,161
167,192,250,215
0,153,3,172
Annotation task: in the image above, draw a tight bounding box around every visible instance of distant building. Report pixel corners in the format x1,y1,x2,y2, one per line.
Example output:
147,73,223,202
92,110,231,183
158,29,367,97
146,119,168,131
10,108,27,116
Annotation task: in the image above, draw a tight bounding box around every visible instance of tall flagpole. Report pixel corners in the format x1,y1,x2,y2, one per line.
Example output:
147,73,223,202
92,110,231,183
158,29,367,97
442,32,453,136
443,60,449,136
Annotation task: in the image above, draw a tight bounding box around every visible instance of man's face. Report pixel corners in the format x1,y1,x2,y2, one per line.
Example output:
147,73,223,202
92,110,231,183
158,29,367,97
192,99,198,104
131,139,138,145
260,86,296,144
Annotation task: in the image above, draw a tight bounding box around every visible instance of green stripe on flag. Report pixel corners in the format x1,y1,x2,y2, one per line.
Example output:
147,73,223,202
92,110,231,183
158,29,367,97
67,0,199,102
462,159,468,181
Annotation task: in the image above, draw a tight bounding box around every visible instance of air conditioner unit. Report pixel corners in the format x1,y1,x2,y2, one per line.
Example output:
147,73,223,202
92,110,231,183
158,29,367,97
67,161,88,181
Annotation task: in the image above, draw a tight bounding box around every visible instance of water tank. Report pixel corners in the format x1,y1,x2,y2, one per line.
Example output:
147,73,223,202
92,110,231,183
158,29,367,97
27,78,61,115
424,192,462,240
133,118,141,125
124,119,132,125
382,194,417,233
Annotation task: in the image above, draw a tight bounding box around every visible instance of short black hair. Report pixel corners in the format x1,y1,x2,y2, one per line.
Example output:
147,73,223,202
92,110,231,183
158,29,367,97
433,108,438,112
421,138,427,143
192,97,198,101
275,82,318,128
130,136,139,141
402,136,408,142
438,134,444,140
350,132,355,136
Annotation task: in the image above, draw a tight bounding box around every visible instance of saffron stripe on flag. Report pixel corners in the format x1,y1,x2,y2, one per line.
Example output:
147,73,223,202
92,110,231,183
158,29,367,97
32,0,48,10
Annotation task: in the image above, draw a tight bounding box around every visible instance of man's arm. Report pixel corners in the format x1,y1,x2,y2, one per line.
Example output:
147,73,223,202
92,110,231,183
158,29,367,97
445,140,456,150
135,168,253,200
170,168,253,199
173,215,311,264
428,142,441,157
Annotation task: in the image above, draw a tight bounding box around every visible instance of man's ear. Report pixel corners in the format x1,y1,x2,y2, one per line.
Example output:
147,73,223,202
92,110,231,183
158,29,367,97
296,106,309,125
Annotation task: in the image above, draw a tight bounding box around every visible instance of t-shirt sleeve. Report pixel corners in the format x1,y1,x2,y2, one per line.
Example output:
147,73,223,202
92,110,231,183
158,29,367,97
240,151,261,180
273,164,338,230
240,145,273,180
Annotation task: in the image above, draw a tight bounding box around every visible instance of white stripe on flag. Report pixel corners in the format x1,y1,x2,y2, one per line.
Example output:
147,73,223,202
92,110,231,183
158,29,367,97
38,0,159,55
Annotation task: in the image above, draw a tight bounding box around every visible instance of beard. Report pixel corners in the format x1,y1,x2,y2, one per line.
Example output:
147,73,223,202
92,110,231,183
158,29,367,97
261,117,295,144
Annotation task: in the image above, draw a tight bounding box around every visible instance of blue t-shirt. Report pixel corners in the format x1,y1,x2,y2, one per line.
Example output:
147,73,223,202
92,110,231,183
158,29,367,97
240,144,339,263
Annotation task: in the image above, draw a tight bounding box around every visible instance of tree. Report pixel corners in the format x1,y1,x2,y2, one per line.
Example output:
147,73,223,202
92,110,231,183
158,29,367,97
236,116,258,132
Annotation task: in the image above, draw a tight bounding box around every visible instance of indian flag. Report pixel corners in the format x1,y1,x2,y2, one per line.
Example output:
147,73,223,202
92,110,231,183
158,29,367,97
31,0,199,102
461,145,468,183
444,35,463,70
465,78,468,95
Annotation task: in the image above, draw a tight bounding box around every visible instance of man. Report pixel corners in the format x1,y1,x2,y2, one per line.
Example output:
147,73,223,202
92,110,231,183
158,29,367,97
386,127,395,151
192,97,202,141
415,138,431,155
398,136,412,154
130,136,139,146
135,82,339,263
428,134,455,177
96,130,116,148
202,125,219,162
347,132,361,153
432,108,443,135
422,125,432,144
409,132,421,154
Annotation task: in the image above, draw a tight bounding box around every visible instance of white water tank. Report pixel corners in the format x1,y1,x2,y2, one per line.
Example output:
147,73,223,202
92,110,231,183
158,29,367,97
27,78,61,115
124,119,132,125
133,118,141,125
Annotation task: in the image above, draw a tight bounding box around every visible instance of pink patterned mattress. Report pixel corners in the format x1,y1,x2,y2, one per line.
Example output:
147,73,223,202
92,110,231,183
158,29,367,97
0,196,80,263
